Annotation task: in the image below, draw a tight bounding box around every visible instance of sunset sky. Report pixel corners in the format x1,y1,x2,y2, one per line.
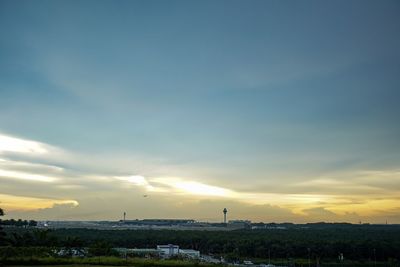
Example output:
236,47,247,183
1,0,400,223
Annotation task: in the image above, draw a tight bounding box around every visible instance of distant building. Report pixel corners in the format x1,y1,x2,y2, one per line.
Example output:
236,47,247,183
157,244,179,256
122,219,195,226
115,245,200,259
223,208,227,223
179,249,200,258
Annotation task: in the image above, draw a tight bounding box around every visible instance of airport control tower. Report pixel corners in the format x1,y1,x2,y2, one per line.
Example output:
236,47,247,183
223,208,227,224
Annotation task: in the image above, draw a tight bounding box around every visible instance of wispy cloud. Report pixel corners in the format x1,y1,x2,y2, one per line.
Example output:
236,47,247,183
114,175,158,192
1,132,399,222
0,134,50,154
0,169,57,182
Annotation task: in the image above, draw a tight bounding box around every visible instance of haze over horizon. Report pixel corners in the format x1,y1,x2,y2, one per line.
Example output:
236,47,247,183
1,0,400,223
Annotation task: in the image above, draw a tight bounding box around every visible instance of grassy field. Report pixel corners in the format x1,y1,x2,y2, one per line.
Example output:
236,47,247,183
0,256,215,267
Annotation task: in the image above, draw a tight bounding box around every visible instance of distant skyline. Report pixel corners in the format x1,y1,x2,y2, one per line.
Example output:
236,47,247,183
1,0,400,223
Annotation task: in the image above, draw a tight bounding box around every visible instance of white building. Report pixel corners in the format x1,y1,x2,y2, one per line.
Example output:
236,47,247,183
157,244,179,257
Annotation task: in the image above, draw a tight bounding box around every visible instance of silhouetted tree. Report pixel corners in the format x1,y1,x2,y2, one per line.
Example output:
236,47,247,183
88,240,118,256
10,232,26,247
0,208,7,245
28,220,38,227
33,230,57,246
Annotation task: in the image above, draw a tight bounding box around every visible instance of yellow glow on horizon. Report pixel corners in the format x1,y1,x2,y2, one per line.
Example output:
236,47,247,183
114,175,400,220
0,193,79,212
328,197,400,216
1,133,399,222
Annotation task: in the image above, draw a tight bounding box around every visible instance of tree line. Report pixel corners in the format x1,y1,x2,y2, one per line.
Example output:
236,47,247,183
1,208,400,264
2,226,400,262
48,227,400,261
0,219,37,227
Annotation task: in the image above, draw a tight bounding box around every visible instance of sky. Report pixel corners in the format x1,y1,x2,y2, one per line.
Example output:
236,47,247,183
0,0,400,223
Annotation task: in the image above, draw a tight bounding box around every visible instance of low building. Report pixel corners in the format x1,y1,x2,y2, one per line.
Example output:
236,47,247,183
157,244,179,257
228,220,251,229
122,219,195,226
179,249,200,258
115,245,200,259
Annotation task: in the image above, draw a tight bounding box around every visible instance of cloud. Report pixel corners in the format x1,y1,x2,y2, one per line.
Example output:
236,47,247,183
114,175,157,192
0,132,400,223
0,133,49,154
115,175,350,216
303,207,337,217
6,202,81,221
0,158,64,174
0,169,57,182
151,177,233,197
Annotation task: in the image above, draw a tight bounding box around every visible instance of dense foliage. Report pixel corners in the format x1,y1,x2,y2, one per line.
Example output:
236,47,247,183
0,218,37,227
3,224,400,262
1,207,399,266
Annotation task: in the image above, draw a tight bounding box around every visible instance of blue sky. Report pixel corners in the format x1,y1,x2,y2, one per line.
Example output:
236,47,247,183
0,0,400,222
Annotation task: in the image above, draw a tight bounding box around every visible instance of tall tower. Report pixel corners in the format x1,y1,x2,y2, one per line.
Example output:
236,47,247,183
223,208,227,224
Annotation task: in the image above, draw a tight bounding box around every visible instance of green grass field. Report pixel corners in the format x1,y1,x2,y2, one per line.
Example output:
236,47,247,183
0,256,216,267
